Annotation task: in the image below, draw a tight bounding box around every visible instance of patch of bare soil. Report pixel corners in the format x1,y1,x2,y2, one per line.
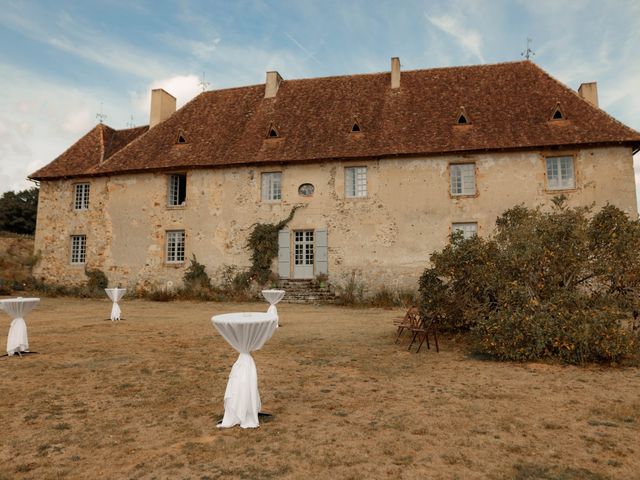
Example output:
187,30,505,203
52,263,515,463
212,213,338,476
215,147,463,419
0,233,34,284
0,298,638,479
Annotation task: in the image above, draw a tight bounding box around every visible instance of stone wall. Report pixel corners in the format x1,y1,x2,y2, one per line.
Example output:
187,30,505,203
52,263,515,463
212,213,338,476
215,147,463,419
32,146,638,291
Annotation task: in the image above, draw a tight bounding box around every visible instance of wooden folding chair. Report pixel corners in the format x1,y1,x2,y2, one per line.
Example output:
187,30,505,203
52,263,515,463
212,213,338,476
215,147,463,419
394,306,419,343
408,313,439,354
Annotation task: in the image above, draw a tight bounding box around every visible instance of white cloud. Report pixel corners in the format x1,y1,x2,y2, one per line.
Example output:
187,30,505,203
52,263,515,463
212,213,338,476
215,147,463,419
425,13,485,63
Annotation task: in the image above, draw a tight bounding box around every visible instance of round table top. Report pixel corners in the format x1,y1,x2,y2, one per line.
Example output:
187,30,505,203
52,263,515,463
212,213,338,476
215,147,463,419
0,297,40,304
212,312,277,325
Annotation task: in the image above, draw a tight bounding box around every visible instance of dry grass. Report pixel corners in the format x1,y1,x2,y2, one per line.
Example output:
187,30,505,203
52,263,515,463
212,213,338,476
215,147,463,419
1,297,639,479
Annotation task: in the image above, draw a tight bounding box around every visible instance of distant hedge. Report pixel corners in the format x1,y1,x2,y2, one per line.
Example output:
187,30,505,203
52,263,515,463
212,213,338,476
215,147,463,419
419,197,640,364
0,187,38,235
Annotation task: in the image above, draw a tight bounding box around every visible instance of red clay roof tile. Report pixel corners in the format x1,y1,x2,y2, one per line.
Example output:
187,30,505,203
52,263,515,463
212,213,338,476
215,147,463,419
30,61,640,180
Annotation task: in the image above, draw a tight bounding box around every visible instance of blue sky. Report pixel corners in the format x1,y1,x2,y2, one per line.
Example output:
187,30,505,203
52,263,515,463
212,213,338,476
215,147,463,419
1,0,639,207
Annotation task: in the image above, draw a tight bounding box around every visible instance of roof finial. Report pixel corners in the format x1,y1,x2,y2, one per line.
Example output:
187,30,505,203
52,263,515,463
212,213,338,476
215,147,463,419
521,37,535,60
126,114,135,128
198,72,211,92
96,102,107,124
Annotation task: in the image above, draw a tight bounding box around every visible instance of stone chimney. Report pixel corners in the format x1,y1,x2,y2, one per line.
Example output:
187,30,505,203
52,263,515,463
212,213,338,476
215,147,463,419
578,82,599,108
391,57,401,89
265,71,283,98
149,89,176,128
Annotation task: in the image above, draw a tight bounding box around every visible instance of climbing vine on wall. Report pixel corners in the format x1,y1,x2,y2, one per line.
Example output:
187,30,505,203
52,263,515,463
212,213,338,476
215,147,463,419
247,206,302,284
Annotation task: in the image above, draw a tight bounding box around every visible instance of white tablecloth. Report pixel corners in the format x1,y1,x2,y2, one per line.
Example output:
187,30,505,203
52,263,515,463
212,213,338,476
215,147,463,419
0,297,40,356
105,288,126,321
261,289,285,323
212,312,278,428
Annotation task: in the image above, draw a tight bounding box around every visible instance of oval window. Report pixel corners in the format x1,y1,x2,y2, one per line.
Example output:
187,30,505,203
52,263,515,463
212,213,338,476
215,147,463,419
298,183,315,197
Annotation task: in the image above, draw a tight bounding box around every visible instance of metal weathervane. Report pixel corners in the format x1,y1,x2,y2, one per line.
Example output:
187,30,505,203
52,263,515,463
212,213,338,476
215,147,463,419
521,37,535,60
96,102,108,124
198,72,211,92
126,114,135,128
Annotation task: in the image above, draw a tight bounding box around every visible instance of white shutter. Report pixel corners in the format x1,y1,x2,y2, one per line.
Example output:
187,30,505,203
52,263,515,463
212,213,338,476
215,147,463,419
278,229,290,278
315,229,328,275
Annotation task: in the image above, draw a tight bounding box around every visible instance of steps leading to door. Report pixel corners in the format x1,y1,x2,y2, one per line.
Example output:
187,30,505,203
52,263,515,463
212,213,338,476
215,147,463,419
277,279,336,304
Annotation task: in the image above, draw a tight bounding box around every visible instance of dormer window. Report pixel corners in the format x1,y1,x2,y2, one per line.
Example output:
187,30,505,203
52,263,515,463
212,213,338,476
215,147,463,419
350,118,362,133
456,107,471,125
551,103,564,120
176,131,187,144
267,125,279,138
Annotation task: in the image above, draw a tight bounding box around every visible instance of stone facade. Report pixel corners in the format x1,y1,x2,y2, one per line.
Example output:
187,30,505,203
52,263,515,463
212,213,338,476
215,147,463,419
32,145,638,291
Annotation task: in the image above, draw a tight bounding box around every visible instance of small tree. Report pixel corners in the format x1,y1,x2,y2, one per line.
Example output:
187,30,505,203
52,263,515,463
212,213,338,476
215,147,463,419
418,198,640,364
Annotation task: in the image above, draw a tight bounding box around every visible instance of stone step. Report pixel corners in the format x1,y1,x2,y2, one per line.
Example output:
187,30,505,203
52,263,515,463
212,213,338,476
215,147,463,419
277,279,337,304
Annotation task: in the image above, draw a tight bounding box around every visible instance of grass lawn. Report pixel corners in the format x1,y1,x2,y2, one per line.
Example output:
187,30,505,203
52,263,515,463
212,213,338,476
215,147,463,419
1,297,639,479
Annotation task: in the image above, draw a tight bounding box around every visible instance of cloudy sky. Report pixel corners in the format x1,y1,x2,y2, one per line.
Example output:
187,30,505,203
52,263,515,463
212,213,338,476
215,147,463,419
1,0,639,206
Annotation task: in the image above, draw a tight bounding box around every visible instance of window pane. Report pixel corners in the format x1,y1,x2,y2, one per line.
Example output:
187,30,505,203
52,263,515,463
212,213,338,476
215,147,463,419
546,157,574,190
166,230,185,262
74,183,90,210
168,174,186,206
452,222,477,240
70,235,86,264
262,172,282,201
450,164,475,195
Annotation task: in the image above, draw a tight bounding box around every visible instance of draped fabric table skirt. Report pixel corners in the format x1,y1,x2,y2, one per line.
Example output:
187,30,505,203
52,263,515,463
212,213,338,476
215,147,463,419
261,289,285,325
104,288,126,321
212,312,278,428
0,297,40,356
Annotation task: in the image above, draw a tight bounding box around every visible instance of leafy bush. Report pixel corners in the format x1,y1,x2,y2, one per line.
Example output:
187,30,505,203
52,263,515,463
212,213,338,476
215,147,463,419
85,268,108,293
246,206,301,284
183,255,211,290
419,197,640,364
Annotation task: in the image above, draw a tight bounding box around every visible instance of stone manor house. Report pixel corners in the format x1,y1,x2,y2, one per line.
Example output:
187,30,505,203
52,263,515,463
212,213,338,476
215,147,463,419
29,59,640,290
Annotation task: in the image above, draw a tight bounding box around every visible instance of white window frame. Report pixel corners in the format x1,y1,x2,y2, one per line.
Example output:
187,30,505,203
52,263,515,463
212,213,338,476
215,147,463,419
166,230,185,263
74,183,90,210
452,222,477,240
261,172,282,201
168,173,187,207
70,235,87,264
450,163,476,196
546,156,575,190
345,166,367,198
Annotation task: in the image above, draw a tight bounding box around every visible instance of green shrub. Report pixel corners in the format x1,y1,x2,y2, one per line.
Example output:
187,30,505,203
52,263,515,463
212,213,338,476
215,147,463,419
472,304,636,364
85,268,108,293
419,198,640,364
183,255,212,290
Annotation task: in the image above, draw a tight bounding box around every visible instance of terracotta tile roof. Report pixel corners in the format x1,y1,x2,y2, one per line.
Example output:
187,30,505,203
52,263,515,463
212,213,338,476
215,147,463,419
29,124,148,179
30,61,640,180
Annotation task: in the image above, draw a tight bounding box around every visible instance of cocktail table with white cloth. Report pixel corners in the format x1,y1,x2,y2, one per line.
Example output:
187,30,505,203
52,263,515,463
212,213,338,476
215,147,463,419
211,312,278,428
0,297,40,356
261,289,285,324
104,288,126,321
